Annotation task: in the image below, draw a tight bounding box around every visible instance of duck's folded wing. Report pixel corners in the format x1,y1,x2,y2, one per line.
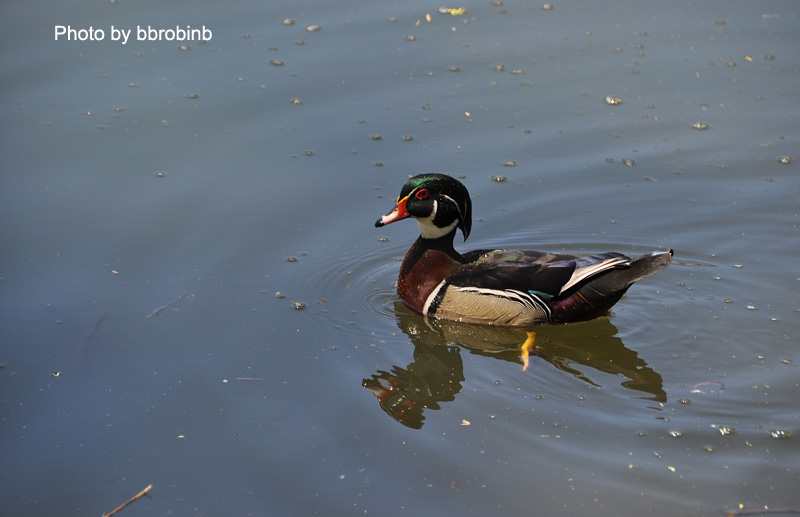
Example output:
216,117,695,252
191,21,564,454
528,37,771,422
449,260,577,298
454,250,632,297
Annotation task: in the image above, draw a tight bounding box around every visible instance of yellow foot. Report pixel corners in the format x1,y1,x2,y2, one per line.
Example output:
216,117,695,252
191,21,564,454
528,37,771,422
521,331,537,371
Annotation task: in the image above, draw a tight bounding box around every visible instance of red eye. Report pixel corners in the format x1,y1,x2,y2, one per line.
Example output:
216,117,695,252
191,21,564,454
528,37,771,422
415,189,430,200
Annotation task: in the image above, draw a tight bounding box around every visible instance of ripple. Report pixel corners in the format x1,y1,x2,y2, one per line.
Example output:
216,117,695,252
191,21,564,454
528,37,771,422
289,241,405,335
360,281,400,321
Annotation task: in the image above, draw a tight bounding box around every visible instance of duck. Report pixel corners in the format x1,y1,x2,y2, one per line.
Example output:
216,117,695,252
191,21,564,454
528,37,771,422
375,173,673,326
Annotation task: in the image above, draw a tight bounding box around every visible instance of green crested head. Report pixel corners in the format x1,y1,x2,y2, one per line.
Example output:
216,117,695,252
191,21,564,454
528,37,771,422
376,173,472,241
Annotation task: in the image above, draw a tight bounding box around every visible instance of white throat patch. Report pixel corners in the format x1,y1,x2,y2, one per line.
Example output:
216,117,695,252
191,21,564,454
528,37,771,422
418,218,458,239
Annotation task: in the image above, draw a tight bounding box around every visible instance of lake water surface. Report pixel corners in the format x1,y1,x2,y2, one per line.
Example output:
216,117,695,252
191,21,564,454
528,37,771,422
2,1,798,516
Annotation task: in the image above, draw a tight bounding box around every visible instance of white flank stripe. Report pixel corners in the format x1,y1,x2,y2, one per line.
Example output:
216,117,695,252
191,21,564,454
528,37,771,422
423,279,448,315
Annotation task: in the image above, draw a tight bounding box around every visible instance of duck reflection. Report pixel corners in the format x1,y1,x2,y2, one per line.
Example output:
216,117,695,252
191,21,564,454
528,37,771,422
363,303,665,429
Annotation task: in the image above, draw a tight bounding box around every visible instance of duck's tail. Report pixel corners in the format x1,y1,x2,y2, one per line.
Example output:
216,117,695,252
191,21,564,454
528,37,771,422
550,249,673,323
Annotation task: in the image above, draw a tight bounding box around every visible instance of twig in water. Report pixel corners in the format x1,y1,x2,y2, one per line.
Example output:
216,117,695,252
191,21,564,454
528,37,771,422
102,484,152,517
7,495,40,504
724,509,800,517
145,290,188,319
80,308,111,351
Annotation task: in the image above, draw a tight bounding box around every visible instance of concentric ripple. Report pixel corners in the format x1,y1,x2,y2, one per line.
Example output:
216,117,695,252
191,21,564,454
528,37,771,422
285,240,408,336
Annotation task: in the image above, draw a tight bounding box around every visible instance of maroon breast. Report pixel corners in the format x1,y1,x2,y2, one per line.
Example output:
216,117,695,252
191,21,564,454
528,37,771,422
397,248,461,314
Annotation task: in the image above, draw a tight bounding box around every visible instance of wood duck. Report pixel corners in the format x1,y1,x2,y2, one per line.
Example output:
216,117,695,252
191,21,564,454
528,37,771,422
376,173,673,326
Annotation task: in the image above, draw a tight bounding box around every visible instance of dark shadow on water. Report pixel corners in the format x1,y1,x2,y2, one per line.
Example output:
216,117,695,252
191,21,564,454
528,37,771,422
363,303,665,429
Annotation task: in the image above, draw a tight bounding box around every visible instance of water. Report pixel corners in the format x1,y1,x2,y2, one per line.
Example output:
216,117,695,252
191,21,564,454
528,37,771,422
2,1,798,515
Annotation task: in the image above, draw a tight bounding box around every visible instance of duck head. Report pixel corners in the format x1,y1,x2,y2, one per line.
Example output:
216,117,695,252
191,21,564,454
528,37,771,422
375,174,472,241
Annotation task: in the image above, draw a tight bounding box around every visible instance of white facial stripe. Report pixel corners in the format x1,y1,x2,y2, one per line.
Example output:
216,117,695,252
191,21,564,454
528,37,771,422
440,194,463,224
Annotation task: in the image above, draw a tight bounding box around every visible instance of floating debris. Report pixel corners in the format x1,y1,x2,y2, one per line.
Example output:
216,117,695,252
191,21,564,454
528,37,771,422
717,426,735,436
502,160,516,167
371,134,383,141
186,93,198,99
403,135,414,141
270,59,284,66
291,98,302,104
439,7,466,16
769,429,791,439
491,175,507,182
282,18,295,26
286,256,298,262
692,122,709,130
292,301,306,310
178,44,190,51
305,24,322,32
622,158,635,166
778,156,792,164
542,3,553,10
691,381,726,395
604,95,623,105
155,171,166,177
494,64,505,72
405,34,417,41
275,292,286,298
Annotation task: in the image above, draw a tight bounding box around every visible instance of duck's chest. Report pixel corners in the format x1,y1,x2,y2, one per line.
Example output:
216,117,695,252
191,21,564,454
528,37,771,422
397,248,461,314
